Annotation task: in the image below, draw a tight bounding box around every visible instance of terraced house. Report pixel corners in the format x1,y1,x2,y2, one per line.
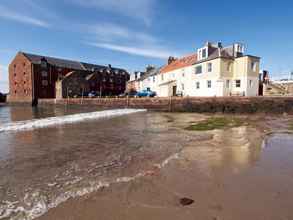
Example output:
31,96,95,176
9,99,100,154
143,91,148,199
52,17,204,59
155,42,260,97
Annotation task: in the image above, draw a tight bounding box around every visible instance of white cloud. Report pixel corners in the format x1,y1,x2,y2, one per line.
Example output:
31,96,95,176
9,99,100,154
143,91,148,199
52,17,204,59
86,22,179,59
87,42,176,59
0,65,8,93
71,0,155,25
90,22,156,44
0,5,50,28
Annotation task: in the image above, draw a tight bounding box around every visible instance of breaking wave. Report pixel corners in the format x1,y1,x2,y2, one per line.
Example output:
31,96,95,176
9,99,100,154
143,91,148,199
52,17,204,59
0,152,180,220
0,109,146,133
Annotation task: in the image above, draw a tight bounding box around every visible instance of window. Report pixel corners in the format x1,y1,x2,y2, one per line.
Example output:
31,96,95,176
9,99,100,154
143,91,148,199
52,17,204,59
226,80,230,88
161,74,164,81
251,62,257,72
207,80,212,88
182,83,185,91
41,71,48,77
153,76,155,83
41,60,47,68
249,80,253,88
202,48,207,58
235,80,241,88
182,70,185,77
196,82,200,89
42,80,48,86
227,63,232,72
207,63,212,72
195,66,202,74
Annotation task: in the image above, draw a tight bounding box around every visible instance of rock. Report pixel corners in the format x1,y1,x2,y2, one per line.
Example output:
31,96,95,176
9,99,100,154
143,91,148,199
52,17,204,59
179,197,194,206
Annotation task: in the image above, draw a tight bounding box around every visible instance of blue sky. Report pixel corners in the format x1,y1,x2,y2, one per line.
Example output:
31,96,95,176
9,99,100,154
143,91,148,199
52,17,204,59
1,0,293,92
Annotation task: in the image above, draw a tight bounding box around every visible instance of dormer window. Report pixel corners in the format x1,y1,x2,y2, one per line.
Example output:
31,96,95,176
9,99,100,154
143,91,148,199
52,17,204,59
202,48,207,59
197,46,208,61
41,58,47,68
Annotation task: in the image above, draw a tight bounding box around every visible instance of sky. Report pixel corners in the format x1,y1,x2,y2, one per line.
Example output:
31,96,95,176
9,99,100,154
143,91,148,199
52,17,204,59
1,0,293,92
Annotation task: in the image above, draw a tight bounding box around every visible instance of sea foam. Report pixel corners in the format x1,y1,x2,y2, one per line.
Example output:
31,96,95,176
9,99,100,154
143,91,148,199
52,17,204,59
0,109,146,133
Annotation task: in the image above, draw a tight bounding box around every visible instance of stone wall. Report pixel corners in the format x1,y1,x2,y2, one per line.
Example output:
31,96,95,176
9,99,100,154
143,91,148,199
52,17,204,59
38,97,293,113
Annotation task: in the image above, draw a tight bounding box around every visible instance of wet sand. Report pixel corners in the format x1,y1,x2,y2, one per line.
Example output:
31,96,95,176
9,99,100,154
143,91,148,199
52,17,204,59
37,113,293,220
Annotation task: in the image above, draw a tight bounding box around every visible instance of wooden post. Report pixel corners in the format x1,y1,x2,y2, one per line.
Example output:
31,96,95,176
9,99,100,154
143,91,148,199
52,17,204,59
81,87,84,105
126,96,129,108
169,96,172,112
66,87,69,105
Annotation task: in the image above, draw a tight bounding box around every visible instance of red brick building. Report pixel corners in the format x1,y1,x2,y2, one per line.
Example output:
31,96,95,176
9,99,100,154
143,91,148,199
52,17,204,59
8,52,129,104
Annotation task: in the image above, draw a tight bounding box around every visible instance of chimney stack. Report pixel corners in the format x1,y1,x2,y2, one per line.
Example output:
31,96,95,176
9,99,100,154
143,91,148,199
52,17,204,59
168,56,176,65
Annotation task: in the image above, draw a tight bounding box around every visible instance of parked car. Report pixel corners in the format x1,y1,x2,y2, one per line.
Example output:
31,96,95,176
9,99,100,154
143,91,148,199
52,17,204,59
88,91,98,98
119,90,137,98
136,90,156,98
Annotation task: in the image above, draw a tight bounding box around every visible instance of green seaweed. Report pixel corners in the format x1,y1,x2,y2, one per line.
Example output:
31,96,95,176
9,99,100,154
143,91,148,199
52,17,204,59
185,117,244,131
288,122,293,131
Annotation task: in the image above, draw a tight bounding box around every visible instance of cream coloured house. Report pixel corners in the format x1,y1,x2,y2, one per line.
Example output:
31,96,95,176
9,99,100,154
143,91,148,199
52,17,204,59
154,42,260,97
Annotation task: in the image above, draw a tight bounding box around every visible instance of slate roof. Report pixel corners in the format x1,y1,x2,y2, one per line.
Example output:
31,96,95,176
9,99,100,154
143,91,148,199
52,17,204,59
160,46,242,74
139,67,161,81
20,52,127,73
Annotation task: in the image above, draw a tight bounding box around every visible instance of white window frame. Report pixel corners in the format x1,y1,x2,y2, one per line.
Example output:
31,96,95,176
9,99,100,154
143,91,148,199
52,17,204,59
195,65,202,74
227,62,232,72
251,62,257,72
196,82,200,89
235,80,241,88
207,80,212,88
226,80,230,88
207,63,212,72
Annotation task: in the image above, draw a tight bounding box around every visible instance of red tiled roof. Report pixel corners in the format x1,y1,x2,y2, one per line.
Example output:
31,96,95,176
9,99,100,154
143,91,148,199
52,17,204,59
160,54,197,74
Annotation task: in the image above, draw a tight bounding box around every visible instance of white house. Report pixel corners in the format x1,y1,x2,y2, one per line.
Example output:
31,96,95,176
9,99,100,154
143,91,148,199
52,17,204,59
151,42,260,97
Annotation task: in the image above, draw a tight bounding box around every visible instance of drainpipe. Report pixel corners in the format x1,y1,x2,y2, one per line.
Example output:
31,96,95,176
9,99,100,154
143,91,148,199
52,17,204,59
31,64,38,106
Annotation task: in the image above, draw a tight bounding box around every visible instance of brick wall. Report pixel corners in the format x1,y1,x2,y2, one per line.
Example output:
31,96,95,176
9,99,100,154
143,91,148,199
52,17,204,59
38,97,293,113
8,53,33,102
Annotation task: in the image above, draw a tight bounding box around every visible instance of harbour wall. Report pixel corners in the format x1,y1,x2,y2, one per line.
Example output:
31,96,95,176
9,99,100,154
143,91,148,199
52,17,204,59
34,97,293,113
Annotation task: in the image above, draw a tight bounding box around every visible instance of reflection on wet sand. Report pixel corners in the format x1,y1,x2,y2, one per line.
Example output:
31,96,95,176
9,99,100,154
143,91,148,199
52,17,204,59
1,106,293,220
38,114,293,220
181,126,264,175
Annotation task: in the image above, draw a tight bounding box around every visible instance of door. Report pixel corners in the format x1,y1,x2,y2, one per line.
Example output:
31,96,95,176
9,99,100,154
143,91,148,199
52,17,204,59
172,86,177,96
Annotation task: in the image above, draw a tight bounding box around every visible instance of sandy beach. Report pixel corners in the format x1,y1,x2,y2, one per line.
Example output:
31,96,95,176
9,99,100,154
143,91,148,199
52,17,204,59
36,113,293,220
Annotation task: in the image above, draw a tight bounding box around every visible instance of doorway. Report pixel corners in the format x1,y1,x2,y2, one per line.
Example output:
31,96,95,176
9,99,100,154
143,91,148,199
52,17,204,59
172,86,177,96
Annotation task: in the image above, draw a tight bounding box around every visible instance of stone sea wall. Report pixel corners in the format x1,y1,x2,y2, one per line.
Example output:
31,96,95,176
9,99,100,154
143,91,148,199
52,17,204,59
36,97,293,113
